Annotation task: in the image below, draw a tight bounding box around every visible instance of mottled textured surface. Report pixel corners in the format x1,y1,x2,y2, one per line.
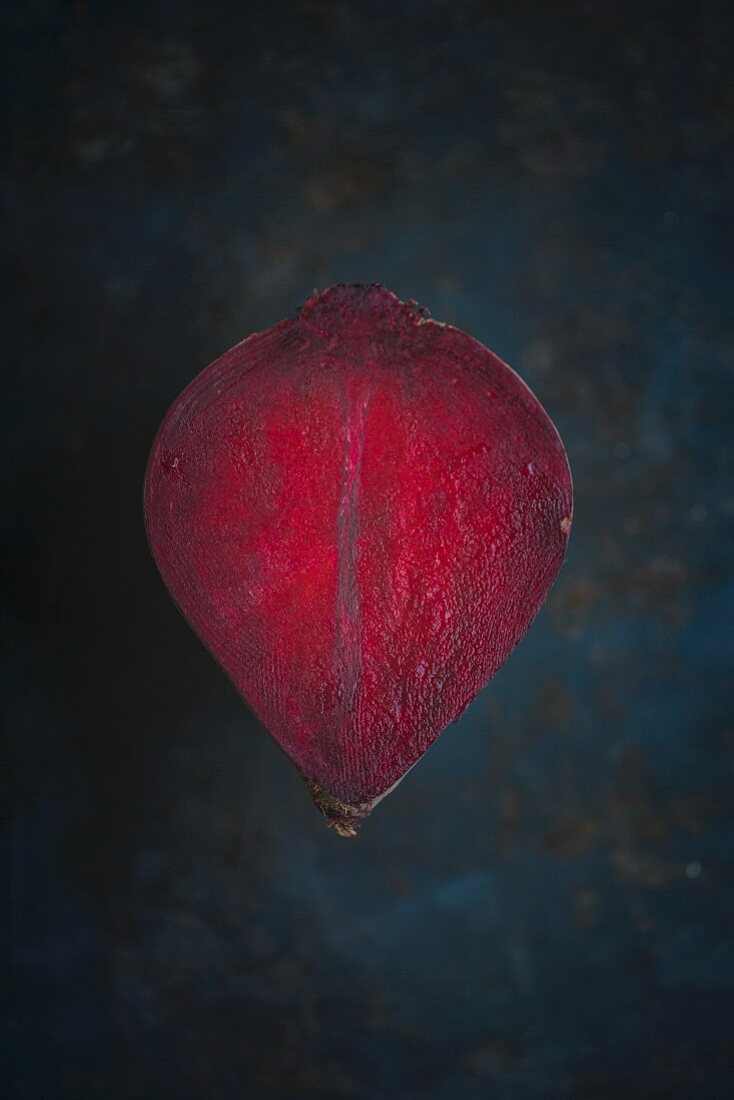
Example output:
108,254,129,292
3,0,734,1097
145,285,572,815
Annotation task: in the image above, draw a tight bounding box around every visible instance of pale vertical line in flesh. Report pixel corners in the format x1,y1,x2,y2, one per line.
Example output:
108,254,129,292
334,376,370,783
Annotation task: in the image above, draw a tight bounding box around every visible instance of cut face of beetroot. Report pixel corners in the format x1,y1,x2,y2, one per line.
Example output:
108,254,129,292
144,285,573,834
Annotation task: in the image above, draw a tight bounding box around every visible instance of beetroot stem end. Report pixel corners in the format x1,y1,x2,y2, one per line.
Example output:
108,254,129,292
304,778,372,837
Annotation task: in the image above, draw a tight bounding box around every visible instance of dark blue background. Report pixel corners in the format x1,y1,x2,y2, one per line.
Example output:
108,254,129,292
3,1,734,1096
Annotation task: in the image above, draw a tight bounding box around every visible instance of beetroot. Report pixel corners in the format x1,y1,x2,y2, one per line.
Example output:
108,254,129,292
144,285,572,834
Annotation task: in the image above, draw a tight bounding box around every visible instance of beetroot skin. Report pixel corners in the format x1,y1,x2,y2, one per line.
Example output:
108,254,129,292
144,285,572,834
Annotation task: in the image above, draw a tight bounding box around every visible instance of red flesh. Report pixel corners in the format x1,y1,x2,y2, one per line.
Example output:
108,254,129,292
144,285,572,832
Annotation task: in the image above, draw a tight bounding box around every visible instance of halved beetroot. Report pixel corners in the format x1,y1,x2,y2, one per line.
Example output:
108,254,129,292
144,285,572,834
